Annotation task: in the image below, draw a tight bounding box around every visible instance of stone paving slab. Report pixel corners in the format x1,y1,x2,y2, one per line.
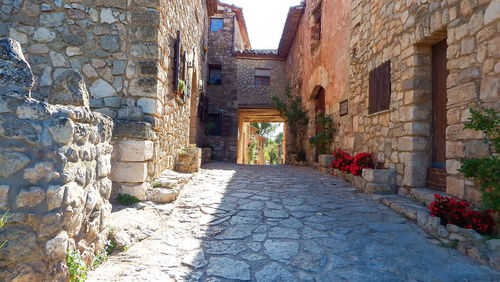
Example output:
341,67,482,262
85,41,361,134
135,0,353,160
88,162,500,281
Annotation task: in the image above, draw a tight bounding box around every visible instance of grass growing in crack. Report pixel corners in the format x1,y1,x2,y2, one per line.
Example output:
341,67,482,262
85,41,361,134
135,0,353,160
117,194,140,206
0,210,10,249
152,182,162,188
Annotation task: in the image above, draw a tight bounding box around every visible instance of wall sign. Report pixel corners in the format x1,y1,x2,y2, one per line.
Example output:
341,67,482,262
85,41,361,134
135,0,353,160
340,99,348,116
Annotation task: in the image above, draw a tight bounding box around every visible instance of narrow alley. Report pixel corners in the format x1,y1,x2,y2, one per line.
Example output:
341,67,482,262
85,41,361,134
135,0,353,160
88,163,500,281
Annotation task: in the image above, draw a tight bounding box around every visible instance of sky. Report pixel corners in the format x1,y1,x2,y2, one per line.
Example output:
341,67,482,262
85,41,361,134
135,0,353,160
220,0,303,50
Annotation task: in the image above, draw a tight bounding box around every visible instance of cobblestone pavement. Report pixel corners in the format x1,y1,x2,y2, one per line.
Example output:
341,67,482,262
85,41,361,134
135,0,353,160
88,162,500,281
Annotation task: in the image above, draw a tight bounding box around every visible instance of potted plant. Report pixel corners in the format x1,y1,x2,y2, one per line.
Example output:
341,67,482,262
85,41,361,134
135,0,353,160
178,79,186,97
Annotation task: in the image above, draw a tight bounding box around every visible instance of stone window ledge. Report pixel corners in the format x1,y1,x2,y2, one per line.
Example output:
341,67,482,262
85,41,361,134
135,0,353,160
367,109,390,117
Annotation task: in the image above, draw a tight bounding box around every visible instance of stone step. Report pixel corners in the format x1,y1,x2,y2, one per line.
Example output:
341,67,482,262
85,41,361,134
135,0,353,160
409,187,447,206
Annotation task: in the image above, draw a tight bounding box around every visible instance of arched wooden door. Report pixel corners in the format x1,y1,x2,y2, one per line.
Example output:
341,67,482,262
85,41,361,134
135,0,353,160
314,87,326,160
315,88,325,134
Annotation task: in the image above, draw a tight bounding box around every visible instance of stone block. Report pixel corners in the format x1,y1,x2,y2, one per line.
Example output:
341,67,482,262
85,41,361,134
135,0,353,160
152,188,177,203
45,231,68,259
0,151,30,178
131,9,160,26
362,168,397,185
446,177,465,198
48,117,74,144
16,186,45,208
97,155,111,177
398,136,430,152
0,185,9,209
318,154,335,168
137,97,162,115
50,70,90,107
46,185,65,211
484,0,500,25
63,182,85,207
119,183,149,200
111,162,148,183
113,120,156,139
99,35,120,52
0,38,34,95
89,79,116,98
117,140,154,162
130,42,159,59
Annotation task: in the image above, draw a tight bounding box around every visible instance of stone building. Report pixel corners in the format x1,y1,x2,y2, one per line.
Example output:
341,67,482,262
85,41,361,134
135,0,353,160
204,3,286,162
280,0,500,205
1,0,217,199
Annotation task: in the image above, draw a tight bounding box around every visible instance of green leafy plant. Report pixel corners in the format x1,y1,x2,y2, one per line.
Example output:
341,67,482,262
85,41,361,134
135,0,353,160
152,182,161,188
0,210,10,249
248,137,258,164
308,110,335,155
459,108,500,211
272,85,309,157
178,79,186,94
90,240,116,269
66,250,87,282
117,194,140,206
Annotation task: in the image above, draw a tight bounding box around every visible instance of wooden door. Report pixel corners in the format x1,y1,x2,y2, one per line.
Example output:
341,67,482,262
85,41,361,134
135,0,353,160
315,88,326,134
431,40,448,168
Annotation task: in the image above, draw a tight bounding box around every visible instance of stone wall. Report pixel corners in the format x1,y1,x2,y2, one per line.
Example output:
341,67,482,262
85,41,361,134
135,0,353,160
236,58,286,107
285,0,500,205
1,0,210,197
205,5,242,161
0,38,113,281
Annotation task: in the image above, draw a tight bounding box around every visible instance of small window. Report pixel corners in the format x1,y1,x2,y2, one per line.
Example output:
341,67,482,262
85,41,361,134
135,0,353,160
369,61,391,114
210,18,223,31
206,113,222,135
209,65,222,85
254,68,271,86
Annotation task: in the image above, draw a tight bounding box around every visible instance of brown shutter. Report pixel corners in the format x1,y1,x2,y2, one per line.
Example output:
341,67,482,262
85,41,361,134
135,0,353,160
380,61,391,111
221,115,232,136
173,30,181,91
369,68,376,114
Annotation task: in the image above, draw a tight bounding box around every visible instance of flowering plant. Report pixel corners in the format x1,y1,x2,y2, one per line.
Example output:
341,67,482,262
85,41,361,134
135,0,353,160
331,148,374,176
429,194,495,234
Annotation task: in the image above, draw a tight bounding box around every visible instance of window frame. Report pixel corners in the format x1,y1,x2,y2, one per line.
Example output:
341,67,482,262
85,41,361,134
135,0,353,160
210,18,224,32
206,113,222,136
254,68,271,86
208,65,222,86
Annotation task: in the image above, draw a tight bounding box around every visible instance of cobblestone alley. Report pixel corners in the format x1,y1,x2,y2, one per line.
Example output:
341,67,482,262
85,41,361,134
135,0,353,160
88,162,500,281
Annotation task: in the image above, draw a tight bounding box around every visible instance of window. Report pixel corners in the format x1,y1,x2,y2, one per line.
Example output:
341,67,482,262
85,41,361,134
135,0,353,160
369,61,391,114
210,18,223,31
311,5,322,41
206,113,222,135
254,68,271,86
208,65,221,85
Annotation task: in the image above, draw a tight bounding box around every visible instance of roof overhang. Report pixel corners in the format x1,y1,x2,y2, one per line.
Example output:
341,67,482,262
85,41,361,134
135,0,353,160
206,0,218,16
220,2,251,49
277,4,304,57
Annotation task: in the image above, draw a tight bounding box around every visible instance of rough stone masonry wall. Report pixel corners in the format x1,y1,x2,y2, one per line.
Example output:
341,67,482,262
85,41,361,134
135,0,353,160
112,0,209,199
205,6,241,162
342,0,500,205
236,58,286,107
0,0,209,196
0,39,113,281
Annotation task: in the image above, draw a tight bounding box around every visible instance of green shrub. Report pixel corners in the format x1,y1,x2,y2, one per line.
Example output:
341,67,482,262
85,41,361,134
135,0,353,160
308,110,335,155
117,194,140,206
459,108,500,211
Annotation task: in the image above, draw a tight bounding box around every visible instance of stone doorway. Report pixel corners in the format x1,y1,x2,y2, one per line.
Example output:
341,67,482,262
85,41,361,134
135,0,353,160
236,108,286,164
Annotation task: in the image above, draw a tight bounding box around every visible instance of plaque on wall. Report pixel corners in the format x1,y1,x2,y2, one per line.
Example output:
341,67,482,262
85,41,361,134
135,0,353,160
340,99,348,116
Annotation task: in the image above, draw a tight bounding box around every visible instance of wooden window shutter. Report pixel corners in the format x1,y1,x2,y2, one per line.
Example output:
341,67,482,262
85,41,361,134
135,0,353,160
379,61,391,111
369,60,391,114
173,30,181,92
369,68,377,114
221,115,232,136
